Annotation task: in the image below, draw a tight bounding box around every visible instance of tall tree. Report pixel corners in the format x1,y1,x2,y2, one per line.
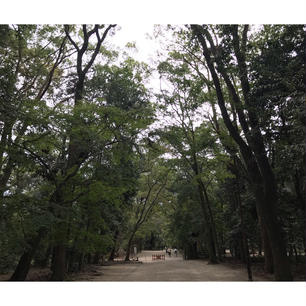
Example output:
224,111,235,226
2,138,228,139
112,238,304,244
155,58,226,263
124,150,170,261
0,25,72,280
190,24,295,280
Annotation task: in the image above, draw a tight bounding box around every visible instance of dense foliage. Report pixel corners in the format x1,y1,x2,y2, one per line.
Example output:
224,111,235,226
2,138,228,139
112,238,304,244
0,24,305,281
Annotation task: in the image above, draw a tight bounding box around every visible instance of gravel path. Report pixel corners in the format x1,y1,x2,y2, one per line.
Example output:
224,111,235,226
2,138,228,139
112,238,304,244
73,250,269,281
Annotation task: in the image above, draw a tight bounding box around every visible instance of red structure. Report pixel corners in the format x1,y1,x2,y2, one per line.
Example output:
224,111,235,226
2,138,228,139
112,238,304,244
152,254,165,260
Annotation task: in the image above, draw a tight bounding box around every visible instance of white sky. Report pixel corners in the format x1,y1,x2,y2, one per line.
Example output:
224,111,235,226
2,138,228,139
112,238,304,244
109,24,167,97
3,0,306,24
111,24,157,63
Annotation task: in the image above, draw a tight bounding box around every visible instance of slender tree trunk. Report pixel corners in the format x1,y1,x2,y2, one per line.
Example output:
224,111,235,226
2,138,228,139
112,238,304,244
108,248,116,262
243,237,252,281
125,230,137,261
203,183,221,261
86,253,92,265
78,253,85,272
36,245,52,268
192,153,218,264
93,252,100,264
191,242,198,259
67,247,78,273
101,255,105,266
293,245,299,263
289,244,294,259
236,176,253,280
197,182,218,264
108,230,119,261
183,246,187,260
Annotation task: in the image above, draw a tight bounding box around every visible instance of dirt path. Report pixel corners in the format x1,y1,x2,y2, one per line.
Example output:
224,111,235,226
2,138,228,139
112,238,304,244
72,250,270,281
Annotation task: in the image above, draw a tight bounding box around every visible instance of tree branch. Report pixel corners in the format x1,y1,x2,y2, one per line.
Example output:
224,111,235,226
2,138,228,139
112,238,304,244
64,25,80,52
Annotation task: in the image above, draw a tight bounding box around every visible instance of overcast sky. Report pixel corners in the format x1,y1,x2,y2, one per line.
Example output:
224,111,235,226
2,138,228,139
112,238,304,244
111,24,157,62
4,1,306,24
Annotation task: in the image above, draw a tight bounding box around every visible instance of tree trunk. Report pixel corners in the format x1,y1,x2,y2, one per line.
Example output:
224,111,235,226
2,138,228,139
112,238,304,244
10,252,33,281
238,236,245,262
35,245,52,268
50,244,66,281
243,237,253,281
255,185,291,279
101,255,105,266
125,230,136,261
258,240,262,256
108,230,119,261
86,253,92,265
190,242,198,259
78,253,85,272
204,185,221,261
10,229,46,281
67,246,78,273
293,245,299,263
108,247,116,262
93,252,100,264
237,189,252,280
192,153,218,264
184,243,198,260
196,182,218,264
261,225,274,273
235,172,252,280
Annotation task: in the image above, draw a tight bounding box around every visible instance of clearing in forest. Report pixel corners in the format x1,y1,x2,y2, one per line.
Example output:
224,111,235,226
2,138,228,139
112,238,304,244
71,250,271,281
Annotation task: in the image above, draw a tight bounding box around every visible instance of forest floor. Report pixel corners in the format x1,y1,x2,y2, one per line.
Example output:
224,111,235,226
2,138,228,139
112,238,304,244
69,250,272,281
1,250,304,281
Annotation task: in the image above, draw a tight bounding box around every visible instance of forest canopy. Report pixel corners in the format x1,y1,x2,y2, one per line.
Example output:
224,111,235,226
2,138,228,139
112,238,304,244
0,24,305,282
